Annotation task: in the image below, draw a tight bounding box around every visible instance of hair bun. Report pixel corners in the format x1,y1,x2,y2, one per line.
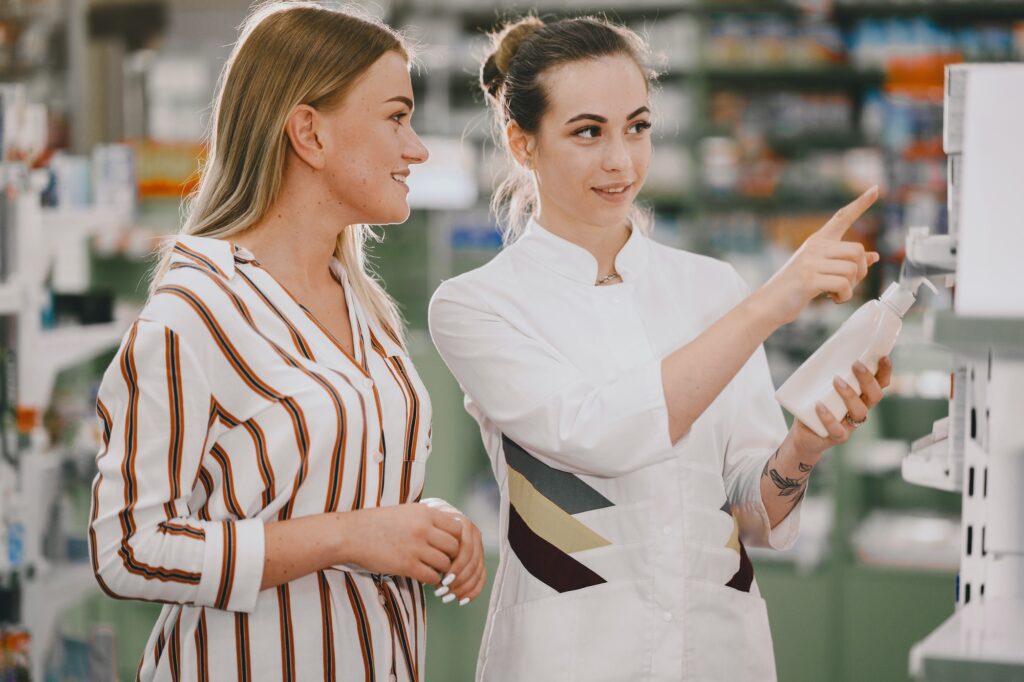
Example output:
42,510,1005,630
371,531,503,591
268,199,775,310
480,16,544,100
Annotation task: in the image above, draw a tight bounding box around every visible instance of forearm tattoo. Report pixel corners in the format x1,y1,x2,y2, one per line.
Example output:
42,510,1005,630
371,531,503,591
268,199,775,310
761,449,813,506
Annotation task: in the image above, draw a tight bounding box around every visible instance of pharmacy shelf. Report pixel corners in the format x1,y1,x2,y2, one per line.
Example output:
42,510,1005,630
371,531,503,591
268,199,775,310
767,131,869,154
20,314,135,412
0,281,20,315
909,597,1024,681
926,311,1024,358
696,65,886,89
445,0,802,27
834,1,1024,24
699,191,860,212
39,319,130,366
39,206,128,235
22,561,98,682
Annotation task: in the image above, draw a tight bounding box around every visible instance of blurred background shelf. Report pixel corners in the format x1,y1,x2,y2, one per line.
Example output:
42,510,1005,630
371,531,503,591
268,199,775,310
834,1,1024,24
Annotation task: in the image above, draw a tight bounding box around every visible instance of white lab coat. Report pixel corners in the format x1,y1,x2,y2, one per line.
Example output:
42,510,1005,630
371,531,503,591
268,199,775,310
429,218,801,682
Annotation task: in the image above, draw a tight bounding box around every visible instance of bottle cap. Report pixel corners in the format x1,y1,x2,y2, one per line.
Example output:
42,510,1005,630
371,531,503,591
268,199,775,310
880,282,917,317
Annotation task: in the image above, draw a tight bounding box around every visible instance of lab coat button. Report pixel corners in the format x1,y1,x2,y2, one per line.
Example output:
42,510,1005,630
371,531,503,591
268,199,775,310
663,612,673,623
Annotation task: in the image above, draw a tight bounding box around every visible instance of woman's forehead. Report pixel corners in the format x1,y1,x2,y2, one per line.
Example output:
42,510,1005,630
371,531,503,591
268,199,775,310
540,55,650,122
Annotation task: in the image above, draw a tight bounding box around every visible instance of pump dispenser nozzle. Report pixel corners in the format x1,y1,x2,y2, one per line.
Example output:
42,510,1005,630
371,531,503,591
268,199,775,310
880,280,920,318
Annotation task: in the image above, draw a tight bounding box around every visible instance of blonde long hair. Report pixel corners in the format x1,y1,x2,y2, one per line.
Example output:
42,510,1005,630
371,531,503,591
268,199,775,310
151,1,407,340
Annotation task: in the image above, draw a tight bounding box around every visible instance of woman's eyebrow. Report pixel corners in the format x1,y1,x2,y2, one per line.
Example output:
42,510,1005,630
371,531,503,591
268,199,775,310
565,112,606,124
564,105,650,125
385,95,414,110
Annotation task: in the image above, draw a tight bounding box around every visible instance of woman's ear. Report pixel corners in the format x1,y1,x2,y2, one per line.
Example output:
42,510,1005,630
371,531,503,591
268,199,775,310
284,104,326,170
506,121,536,170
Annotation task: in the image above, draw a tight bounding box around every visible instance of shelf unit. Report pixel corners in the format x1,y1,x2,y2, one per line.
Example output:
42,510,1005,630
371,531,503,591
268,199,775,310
0,179,134,680
833,1,1024,24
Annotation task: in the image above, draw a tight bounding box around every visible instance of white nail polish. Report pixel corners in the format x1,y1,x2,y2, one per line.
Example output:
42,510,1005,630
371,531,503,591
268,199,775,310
442,573,456,587
459,597,470,606
442,593,455,604
434,586,449,598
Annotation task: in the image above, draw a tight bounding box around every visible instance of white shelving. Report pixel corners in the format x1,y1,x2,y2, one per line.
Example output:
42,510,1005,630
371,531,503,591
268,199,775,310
21,561,98,682
26,315,134,410
0,281,20,315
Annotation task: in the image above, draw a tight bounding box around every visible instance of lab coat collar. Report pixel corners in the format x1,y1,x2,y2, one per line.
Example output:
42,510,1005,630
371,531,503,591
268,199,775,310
518,216,649,285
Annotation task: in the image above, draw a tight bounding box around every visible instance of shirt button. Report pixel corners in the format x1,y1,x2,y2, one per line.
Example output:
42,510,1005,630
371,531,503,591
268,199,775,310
378,593,387,606
663,612,673,623
373,451,384,464
662,525,672,536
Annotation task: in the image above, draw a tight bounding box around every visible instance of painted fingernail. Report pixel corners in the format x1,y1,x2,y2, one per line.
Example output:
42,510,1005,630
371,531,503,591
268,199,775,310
442,573,456,587
459,597,470,606
442,594,456,604
434,586,449,598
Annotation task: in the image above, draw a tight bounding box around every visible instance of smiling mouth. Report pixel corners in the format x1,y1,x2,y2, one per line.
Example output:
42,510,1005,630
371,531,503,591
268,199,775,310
592,183,632,198
391,173,408,185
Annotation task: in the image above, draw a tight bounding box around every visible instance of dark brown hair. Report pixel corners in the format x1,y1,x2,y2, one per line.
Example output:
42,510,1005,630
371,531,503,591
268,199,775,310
480,16,656,240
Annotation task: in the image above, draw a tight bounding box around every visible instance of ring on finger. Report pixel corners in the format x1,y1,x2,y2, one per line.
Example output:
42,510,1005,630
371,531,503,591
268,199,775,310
843,413,867,428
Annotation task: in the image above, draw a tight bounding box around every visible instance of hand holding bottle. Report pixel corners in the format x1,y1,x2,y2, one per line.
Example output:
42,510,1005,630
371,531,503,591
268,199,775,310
756,186,880,328
789,357,893,455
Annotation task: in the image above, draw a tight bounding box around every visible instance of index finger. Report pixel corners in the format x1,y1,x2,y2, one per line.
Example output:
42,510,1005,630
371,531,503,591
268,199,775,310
817,185,879,241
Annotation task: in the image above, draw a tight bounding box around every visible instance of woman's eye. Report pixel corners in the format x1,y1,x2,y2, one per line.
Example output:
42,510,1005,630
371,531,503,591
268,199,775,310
573,126,600,139
391,112,408,124
629,121,652,134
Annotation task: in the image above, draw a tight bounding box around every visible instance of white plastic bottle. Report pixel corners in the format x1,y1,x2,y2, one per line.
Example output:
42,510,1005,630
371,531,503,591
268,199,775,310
775,280,920,438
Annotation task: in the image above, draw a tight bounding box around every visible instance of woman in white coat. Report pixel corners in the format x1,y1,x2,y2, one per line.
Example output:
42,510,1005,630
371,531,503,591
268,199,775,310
429,16,892,682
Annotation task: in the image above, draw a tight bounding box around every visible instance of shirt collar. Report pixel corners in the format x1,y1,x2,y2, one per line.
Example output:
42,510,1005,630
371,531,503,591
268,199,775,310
169,235,357,293
516,216,649,285
170,235,241,279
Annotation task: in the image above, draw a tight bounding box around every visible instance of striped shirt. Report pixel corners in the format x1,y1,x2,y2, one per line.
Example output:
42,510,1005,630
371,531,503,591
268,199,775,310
89,235,432,682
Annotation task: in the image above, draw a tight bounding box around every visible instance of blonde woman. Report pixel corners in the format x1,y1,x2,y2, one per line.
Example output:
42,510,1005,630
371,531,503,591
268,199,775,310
429,16,890,681
88,4,484,680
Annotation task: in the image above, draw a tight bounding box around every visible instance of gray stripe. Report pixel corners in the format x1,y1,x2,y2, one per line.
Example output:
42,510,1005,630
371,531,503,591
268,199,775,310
502,435,613,514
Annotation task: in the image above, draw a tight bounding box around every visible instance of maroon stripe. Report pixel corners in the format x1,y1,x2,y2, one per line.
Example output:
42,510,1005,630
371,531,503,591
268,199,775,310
318,571,337,681
194,608,208,682
507,503,606,593
725,541,755,593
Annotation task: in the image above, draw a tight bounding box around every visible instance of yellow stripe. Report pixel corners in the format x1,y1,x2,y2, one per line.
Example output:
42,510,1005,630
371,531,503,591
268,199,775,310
507,468,611,554
726,515,741,553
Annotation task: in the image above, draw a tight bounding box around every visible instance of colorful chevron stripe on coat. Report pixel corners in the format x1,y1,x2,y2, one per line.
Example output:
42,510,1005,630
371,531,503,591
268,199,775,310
502,435,613,593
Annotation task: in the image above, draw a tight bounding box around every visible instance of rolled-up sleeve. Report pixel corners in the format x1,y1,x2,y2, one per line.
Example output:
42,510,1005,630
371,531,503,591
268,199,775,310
429,281,676,478
89,318,265,612
721,272,801,550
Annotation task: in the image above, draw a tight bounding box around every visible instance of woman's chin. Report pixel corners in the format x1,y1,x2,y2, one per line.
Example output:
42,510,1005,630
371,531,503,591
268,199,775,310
364,204,412,226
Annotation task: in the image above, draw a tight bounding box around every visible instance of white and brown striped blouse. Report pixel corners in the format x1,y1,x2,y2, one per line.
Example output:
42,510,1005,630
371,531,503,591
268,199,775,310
89,235,433,682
